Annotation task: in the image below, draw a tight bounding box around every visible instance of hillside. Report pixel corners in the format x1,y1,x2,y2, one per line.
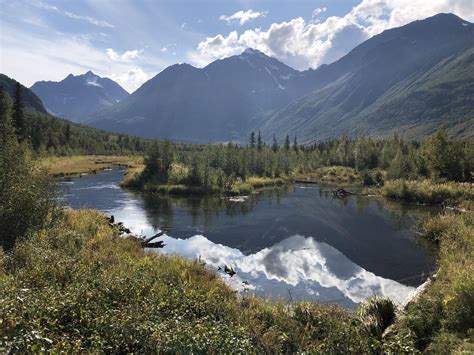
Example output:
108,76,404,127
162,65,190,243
0,74,148,155
0,74,47,113
259,13,474,143
85,49,317,142
31,71,129,123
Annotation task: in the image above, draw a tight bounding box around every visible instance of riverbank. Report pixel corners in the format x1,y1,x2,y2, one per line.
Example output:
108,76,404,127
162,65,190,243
1,207,471,352
384,212,473,352
367,179,474,210
39,155,144,177
0,209,378,352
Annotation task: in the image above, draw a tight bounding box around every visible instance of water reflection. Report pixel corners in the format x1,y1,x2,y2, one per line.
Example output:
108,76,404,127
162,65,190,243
159,234,414,308
60,168,437,307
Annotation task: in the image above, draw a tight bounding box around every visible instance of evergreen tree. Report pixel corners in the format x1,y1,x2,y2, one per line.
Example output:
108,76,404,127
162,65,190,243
65,122,72,142
272,134,278,152
0,89,57,250
284,134,290,151
293,135,298,152
257,130,263,151
249,131,256,149
13,82,27,141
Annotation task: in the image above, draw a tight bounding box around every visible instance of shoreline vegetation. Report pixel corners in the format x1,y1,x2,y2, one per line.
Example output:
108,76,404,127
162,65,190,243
1,87,472,351
40,155,143,177
1,208,472,352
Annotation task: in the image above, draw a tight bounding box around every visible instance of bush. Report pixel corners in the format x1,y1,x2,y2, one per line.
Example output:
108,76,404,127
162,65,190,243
362,169,385,186
357,296,396,338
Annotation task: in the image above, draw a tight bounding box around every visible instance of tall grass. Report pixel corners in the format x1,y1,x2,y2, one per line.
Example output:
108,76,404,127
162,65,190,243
0,209,376,352
378,180,474,206
385,212,474,352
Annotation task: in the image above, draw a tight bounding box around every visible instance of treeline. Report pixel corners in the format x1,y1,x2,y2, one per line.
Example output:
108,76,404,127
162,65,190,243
1,83,150,156
134,129,472,194
0,90,57,250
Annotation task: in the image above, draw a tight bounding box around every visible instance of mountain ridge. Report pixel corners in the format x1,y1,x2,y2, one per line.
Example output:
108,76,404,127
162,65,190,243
80,13,473,142
31,71,129,123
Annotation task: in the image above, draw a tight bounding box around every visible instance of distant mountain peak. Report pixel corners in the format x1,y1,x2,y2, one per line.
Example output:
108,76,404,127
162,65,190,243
243,48,263,55
31,72,129,122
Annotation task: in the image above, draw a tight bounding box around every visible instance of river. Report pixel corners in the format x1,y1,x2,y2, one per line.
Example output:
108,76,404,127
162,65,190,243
60,167,437,308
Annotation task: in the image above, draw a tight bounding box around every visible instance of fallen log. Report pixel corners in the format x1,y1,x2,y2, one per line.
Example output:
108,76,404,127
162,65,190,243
331,188,358,198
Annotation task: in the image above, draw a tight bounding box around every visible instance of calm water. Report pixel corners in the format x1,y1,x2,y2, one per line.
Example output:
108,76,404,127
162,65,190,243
60,167,437,308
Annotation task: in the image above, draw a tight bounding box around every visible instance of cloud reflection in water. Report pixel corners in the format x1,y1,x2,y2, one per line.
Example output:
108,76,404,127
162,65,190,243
157,234,414,308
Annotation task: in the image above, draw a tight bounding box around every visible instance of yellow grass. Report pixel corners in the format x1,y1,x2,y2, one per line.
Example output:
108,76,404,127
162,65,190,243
39,155,144,177
292,166,361,185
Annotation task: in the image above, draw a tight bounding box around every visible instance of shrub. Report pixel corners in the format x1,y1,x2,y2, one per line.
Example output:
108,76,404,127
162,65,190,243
357,296,396,338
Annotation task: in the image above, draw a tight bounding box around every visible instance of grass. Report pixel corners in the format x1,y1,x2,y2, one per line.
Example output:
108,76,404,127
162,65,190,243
0,209,379,353
374,179,474,208
122,172,288,196
39,155,144,177
1,207,472,352
231,176,287,195
292,166,361,185
384,212,474,352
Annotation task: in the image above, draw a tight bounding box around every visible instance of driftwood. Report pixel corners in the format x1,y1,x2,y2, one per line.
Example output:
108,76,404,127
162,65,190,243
331,188,358,198
107,215,166,249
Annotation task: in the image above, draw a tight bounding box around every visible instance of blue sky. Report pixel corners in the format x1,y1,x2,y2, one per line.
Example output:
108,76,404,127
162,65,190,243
1,0,472,92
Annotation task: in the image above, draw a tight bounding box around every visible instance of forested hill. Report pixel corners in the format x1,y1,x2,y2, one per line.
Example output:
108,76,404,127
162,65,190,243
0,74,47,114
0,74,149,156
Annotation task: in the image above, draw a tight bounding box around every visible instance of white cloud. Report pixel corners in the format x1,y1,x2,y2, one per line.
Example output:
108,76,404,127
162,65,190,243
312,7,327,18
190,0,474,70
0,24,154,93
181,22,187,29
64,11,114,28
111,68,149,93
219,9,268,25
33,2,114,28
106,48,142,62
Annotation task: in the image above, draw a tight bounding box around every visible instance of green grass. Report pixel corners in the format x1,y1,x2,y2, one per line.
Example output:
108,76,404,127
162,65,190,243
0,209,378,353
375,179,474,207
384,212,474,352
231,176,287,195
123,173,288,196
1,208,472,352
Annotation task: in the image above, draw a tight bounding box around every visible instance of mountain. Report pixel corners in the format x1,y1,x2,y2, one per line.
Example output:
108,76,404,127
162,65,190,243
0,74,150,155
31,71,129,123
258,13,474,142
0,74,47,113
85,49,317,142
85,13,473,143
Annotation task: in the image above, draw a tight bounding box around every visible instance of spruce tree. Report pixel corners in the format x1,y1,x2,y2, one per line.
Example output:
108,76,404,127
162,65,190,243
284,134,290,150
293,135,298,152
13,82,27,141
257,130,263,151
272,134,278,152
249,131,256,148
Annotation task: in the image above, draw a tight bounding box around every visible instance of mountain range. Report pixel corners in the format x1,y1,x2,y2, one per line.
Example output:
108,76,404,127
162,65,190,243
22,13,474,143
31,71,129,123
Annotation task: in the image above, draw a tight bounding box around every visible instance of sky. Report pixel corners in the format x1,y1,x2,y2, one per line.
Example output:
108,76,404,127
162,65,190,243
1,0,473,93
